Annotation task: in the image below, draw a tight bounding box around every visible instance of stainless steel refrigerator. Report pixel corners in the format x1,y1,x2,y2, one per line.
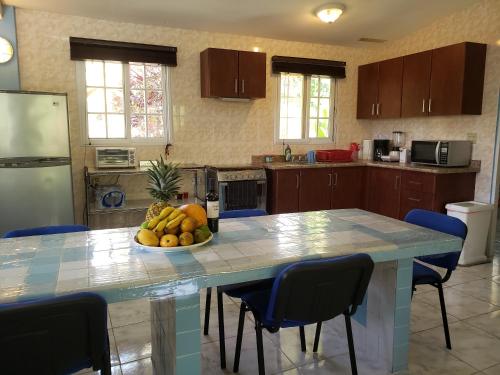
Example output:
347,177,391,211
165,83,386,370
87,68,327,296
0,91,75,235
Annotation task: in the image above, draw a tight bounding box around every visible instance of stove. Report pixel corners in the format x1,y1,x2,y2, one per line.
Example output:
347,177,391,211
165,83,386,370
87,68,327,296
208,165,267,182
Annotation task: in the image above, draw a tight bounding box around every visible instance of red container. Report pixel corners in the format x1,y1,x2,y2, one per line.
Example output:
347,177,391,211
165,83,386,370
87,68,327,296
315,149,353,162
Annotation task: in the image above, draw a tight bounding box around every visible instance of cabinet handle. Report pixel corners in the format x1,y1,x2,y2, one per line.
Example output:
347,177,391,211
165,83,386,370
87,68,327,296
395,175,400,190
241,79,245,94
371,104,375,116
422,99,426,113
409,180,422,185
234,78,238,94
296,174,299,189
408,197,421,203
328,173,332,186
428,98,432,113
376,103,380,116
334,172,338,186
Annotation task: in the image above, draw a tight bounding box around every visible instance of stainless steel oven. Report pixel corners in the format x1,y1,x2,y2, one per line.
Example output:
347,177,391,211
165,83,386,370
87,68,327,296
204,166,267,214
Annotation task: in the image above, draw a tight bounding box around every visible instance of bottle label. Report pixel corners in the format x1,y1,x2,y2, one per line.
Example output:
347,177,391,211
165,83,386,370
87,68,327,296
207,201,219,219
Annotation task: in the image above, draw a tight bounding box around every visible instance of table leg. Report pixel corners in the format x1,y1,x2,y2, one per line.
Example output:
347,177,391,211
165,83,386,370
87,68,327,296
150,291,201,375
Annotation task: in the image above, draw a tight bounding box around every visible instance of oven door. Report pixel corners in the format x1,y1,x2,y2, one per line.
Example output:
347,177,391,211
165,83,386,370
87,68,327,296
219,180,267,212
411,141,439,165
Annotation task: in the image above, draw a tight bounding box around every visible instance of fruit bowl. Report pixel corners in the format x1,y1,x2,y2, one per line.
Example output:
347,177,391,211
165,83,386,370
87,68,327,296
133,233,213,251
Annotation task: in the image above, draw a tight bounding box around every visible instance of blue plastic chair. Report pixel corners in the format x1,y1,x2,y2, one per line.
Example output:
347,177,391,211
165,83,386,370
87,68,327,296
203,209,271,369
0,292,111,374
3,225,89,238
404,209,467,350
233,254,374,375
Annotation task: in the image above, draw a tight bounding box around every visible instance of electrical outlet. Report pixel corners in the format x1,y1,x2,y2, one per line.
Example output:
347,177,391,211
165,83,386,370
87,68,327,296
466,133,477,144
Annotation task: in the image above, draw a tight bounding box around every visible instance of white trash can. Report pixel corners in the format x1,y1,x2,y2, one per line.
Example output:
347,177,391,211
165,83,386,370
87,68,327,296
445,201,493,266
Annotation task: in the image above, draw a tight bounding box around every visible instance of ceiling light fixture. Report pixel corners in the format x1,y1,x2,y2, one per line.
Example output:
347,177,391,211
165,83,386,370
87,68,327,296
315,3,345,24
0,37,14,63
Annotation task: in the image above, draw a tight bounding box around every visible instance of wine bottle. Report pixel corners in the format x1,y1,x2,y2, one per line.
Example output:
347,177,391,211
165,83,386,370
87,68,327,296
206,179,219,233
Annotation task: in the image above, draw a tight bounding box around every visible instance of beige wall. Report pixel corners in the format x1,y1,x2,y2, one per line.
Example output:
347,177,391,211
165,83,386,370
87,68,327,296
362,0,500,203
15,9,371,222
14,0,500,223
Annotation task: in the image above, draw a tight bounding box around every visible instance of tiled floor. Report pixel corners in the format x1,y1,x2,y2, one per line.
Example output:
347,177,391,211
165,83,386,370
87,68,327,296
78,246,500,375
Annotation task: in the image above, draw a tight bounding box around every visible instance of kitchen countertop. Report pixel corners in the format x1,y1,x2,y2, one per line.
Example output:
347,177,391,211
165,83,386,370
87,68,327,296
261,160,480,174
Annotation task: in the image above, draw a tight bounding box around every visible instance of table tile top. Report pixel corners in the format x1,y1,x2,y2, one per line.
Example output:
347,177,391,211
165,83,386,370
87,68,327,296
0,209,461,303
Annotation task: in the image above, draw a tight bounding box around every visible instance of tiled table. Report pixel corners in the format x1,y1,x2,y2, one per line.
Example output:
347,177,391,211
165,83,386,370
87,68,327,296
0,209,462,374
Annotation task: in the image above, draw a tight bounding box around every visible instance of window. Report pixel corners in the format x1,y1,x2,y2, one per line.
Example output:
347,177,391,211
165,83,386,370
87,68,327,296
276,72,336,143
79,60,171,144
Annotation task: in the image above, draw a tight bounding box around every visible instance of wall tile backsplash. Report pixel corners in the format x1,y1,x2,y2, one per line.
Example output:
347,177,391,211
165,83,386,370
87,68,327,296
14,0,500,222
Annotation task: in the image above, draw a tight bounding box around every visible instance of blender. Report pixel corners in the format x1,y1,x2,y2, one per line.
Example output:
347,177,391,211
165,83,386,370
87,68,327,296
390,131,405,162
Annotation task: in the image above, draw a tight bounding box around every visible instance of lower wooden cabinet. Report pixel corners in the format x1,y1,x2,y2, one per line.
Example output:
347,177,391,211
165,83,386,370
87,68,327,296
299,168,332,212
331,167,365,209
267,169,300,214
366,167,401,219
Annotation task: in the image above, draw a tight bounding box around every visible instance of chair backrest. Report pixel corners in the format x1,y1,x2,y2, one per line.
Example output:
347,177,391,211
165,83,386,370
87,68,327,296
3,225,89,238
404,209,467,271
0,292,108,375
220,209,267,219
266,254,374,325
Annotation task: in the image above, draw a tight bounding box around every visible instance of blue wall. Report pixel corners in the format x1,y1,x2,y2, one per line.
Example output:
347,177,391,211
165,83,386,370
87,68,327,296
0,6,20,90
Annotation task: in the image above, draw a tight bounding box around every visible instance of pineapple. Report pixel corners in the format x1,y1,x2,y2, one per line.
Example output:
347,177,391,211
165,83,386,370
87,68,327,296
145,156,182,221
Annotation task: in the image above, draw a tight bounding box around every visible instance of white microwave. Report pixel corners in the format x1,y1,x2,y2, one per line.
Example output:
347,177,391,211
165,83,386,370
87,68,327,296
96,147,137,169
411,141,472,167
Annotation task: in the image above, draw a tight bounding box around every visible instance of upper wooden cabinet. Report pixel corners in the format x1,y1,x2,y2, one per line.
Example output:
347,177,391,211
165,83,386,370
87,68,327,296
358,42,487,119
357,58,403,119
200,48,266,99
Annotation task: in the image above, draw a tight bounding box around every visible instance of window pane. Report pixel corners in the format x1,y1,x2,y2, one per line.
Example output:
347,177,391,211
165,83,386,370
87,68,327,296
309,119,318,138
147,90,163,114
130,64,145,89
85,61,104,86
318,119,329,138
319,98,330,118
131,115,147,138
145,65,162,90
106,89,124,113
309,99,318,119
311,76,319,97
287,98,302,118
86,88,105,112
107,114,125,138
147,115,164,138
105,62,123,87
288,75,303,97
130,90,146,113
286,118,302,139
320,78,331,97
88,113,106,138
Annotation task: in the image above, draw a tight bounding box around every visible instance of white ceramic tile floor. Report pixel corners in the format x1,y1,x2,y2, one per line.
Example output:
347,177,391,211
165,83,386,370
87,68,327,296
77,253,500,375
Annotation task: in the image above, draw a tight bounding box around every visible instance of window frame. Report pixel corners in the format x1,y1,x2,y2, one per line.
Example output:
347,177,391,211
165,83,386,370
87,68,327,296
274,72,337,145
76,60,172,146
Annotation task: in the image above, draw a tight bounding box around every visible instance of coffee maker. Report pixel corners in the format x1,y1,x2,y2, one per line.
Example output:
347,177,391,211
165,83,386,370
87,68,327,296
373,139,390,161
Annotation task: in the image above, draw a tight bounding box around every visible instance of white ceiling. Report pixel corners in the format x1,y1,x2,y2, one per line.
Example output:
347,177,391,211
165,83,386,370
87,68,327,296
4,0,480,46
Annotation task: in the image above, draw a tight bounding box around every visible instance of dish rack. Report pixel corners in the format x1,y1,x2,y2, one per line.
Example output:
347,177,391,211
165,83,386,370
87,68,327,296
315,149,353,162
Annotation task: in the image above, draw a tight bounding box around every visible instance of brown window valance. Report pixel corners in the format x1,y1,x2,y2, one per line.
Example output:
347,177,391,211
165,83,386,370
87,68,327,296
69,37,177,66
272,56,345,78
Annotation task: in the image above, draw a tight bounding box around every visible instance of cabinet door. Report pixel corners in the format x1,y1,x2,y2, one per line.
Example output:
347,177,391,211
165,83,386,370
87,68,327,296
366,168,401,219
331,167,364,209
357,63,379,119
377,57,403,118
401,51,432,118
299,168,332,212
200,48,239,98
238,51,266,98
429,43,466,116
272,169,300,214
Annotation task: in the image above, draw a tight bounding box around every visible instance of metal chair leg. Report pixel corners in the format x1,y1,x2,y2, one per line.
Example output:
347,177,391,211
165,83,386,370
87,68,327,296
345,314,358,375
299,325,306,352
233,303,247,373
217,290,226,369
437,283,452,349
313,321,322,353
203,287,212,335
255,323,266,375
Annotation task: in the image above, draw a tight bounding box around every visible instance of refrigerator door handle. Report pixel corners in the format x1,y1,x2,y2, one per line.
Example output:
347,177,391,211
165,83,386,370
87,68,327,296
0,156,71,168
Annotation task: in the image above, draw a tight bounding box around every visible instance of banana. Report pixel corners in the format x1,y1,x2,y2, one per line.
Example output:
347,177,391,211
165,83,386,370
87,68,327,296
159,206,175,220
154,218,168,232
166,213,186,230
147,216,161,230
167,208,182,221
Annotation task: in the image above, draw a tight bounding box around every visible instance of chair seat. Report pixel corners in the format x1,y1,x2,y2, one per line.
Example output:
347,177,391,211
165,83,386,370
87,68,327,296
413,262,443,285
241,289,311,329
219,279,274,299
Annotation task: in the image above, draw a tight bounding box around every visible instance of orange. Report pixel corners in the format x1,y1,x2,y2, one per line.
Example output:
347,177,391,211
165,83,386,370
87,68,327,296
179,204,207,228
179,232,194,246
180,217,197,233
160,234,179,247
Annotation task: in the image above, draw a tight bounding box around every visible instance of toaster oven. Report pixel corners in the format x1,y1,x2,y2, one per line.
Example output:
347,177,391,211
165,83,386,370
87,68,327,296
96,147,136,169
